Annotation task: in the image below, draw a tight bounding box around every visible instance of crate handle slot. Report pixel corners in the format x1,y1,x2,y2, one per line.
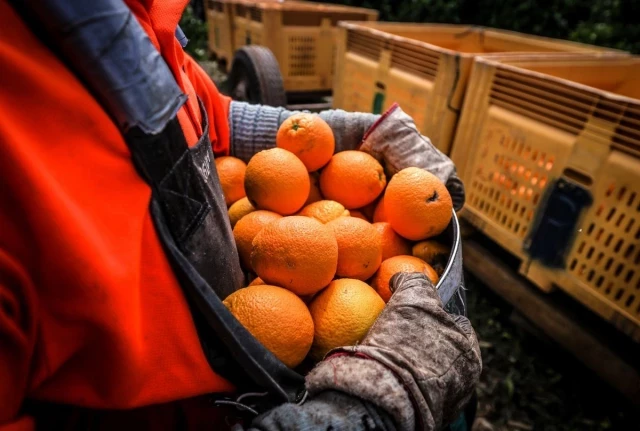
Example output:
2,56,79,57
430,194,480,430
562,168,593,187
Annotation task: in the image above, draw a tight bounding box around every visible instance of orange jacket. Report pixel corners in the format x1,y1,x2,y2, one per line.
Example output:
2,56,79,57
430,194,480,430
0,0,237,428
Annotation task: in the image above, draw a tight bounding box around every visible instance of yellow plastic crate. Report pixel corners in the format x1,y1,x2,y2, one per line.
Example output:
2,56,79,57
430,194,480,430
207,0,235,63
207,0,290,65
332,23,622,154
450,54,640,340
232,2,378,93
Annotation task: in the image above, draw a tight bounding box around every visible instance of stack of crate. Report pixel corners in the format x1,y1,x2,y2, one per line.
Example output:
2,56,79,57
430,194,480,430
450,54,640,341
331,23,621,154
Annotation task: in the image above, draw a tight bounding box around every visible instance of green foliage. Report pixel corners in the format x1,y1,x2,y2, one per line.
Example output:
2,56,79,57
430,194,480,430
317,0,640,53
179,5,208,61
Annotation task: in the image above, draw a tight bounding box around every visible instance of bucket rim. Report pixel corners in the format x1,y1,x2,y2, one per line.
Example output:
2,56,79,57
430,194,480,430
435,208,462,306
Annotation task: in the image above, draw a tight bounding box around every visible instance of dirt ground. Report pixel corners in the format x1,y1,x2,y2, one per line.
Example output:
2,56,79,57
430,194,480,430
465,272,638,431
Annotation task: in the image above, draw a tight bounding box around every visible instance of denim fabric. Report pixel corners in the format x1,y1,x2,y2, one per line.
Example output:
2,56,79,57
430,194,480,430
125,100,305,402
22,0,186,134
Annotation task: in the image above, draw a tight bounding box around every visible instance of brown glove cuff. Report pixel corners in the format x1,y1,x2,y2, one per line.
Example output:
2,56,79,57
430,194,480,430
305,355,415,430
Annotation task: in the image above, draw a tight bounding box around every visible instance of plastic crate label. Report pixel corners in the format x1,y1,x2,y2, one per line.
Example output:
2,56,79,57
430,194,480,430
525,177,593,268
372,82,385,114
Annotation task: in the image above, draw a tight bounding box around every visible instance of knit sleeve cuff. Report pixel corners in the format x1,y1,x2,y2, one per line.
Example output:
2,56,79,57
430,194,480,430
228,102,380,161
305,355,415,430
228,101,291,163
318,109,380,153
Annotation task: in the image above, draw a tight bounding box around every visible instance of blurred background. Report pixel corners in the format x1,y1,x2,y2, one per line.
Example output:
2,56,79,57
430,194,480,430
181,0,640,61
180,1,640,429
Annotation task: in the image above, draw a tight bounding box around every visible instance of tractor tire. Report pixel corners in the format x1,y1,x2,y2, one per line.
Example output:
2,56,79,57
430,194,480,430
227,46,287,107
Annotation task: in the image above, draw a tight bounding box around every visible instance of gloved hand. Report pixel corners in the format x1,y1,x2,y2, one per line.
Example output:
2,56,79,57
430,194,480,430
358,104,465,210
228,102,465,210
246,272,482,431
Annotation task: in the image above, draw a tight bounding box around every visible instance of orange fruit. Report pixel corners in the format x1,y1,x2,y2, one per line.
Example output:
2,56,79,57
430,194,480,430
359,200,378,221
373,222,412,261
244,148,310,215
228,197,255,228
372,195,388,223
233,210,282,270
215,156,247,206
385,167,453,240
223,285,314,368
309,278,384,360
277,113,335,172
412,240,450,276
349,210,369,222
299,200,350,224
325,217,382,280
305,172,323,205
248,277,265,286
370,255,439,303
319,151,386,209
251,216,338,296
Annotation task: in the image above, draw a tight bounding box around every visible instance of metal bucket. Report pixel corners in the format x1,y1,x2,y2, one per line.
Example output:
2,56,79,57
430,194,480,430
436,209,466,317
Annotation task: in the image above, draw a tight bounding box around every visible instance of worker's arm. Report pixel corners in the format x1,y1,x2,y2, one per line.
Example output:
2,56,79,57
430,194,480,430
227,102,465,210
227,102,378,163
0,250,37,431
248,273,482,431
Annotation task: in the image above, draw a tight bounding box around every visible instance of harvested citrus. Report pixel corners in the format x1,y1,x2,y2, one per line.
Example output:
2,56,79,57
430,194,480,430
372,195,388,223
233,210,282,270
299,200,350,224
412,240,450,276
359,200,378,221
277,113,335,172
319,151,386,209
326,217,382,280
370,255,439,302
252,216,338,296
385,167,452,240
373,222,412,261
223,285,314,368
248,277,265,286
309,279,384,360
349,210,369,222
244,148,310,215
228,197,255,228
305,172,323,205
214,156,246,206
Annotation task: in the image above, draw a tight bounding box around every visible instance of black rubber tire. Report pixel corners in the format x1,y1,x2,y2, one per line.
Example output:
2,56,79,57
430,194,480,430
227,46,287,107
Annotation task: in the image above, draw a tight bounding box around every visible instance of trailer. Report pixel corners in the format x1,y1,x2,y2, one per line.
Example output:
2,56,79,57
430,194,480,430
206,0,378,107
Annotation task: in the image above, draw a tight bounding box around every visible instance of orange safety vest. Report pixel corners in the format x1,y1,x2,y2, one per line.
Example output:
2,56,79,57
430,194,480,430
0,0,281,429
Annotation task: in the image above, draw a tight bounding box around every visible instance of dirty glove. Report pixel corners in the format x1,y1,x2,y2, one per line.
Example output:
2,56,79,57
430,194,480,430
245,273,482,431
359,103,465,210
228,101,464,209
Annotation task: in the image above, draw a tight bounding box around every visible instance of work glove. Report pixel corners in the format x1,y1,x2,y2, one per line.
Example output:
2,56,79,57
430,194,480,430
357,104,465,211
246,272,482,431
228,102,465,210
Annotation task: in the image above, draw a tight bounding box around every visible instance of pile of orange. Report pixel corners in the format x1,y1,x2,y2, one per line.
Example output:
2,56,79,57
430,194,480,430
217,113,453,368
